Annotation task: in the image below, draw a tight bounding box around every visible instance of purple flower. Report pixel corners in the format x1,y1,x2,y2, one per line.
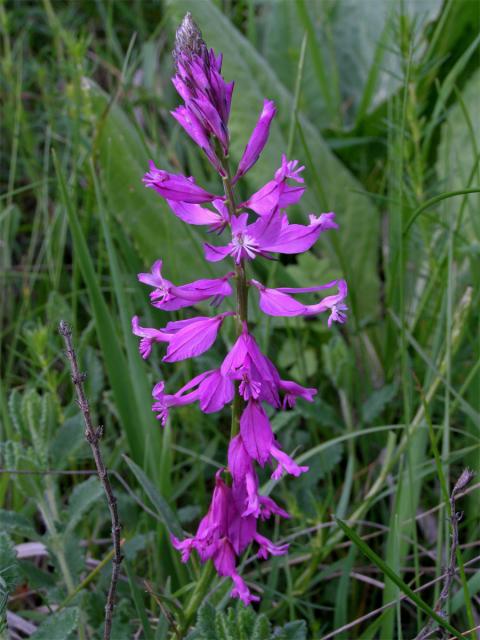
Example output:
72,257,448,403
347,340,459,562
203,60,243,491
228,435,260,517
171,106,224,174
254,532,289,560
240,400,274,466
171,16,233,166
242,154,305,216
279,379,317,409
166,198,229,231
221,325,281,407
173,39,234,142
233,99,276,182
143,161,216,203
135,12,349,607
163,312,235,362
258,495,290,520
133,312,234,363
240,401,309,479
151,368,235,425
171,470,261,605
204,209,338,264
131,316,171,359
138,260,233,310
250,278,348,326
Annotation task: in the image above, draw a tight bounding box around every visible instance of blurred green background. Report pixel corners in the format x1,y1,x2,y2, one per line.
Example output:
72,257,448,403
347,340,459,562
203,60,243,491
1,0,479,638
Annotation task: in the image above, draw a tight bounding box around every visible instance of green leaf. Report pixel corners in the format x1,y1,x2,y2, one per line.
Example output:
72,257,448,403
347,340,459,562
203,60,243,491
262,0,442,127
196,602,217,639
0,532,20,592
66,476,104,532
53,151,145,465
361,383,397,424
30,607,79,640
251,614,271,640
123,455,183,538
273,620,307,640
0,509,36,539
49,414,86,467
436,69,480,240
335,518,464,640
125,558,154,640
91,164,164,487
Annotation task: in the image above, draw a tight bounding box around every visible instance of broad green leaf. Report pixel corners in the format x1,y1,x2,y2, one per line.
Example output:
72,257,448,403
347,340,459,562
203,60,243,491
30,607,79,640
66,476,104,532
86,81,213,284
196,602,217,639
261,0,443,127
436,69,480,240
49,414,86,467
251,614,271,640
123,454,183,538
0,509,36,539
91,165,164,487
361,383,397,424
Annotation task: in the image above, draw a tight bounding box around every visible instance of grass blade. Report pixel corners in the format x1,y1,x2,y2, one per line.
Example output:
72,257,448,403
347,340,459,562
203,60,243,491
53,150,145,464
335,518,464,640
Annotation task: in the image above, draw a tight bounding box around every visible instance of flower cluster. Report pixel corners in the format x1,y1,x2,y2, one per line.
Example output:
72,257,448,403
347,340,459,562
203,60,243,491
133,14,348,605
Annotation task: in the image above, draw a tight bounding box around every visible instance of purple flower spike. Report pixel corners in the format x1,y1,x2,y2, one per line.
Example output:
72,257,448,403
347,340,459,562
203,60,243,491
135,12,349,607
143,161,216,203
233,99,276,183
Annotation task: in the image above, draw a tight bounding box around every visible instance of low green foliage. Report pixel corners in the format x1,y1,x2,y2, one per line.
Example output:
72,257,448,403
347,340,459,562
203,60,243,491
188,602,307,640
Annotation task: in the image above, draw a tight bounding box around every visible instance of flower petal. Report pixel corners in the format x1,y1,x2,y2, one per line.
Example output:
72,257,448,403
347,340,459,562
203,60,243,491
240,401,274,466
143,161,216,203
233,99,276,182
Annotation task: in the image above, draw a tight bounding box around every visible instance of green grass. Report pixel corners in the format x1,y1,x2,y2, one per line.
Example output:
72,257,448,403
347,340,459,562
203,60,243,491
1,0,479,638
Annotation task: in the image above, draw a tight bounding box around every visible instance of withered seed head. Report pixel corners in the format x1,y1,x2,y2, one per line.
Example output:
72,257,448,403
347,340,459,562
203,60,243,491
173,12,206,63
453,468,475,495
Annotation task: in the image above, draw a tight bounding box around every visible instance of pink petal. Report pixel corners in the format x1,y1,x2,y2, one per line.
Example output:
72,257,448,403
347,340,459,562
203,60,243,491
233,99,276,182
203,242,232,263
240,401,273,466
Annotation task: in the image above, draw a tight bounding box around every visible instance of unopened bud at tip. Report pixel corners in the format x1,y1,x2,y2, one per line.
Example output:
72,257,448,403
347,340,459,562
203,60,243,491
173,12,206,63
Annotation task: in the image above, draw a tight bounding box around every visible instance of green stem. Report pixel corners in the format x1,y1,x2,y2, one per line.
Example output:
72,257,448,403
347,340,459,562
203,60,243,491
182,159,248,632
221,159,248,441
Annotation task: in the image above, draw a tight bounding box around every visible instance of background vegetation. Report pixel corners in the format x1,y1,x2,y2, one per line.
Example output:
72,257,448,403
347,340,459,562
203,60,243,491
1,0,479,638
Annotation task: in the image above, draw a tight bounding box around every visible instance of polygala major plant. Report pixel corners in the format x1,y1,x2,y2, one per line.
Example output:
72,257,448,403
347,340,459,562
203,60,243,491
132,13,348,605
